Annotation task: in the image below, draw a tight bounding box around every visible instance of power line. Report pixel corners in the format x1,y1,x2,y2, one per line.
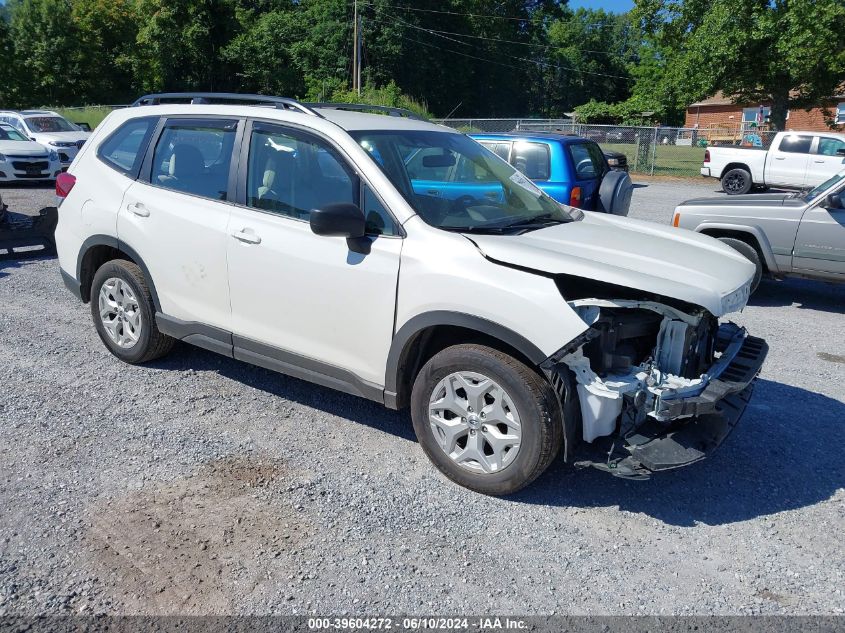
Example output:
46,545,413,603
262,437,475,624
358,0,558,24
366,12,633,60
380,17,632,81
396,32,632,82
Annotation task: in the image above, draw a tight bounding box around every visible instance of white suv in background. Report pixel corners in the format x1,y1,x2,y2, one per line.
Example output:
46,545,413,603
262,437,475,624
0,110,91,166
55,93,768,495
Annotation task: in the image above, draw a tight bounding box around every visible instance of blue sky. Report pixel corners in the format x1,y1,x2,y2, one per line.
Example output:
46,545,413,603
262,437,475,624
569,0,634,12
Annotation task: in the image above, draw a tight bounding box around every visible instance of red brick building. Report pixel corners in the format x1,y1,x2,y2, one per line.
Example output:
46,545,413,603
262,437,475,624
685,91,845,132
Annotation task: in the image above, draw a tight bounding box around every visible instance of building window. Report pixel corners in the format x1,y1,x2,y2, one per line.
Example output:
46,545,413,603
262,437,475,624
837,103,845,125
743,106,770,127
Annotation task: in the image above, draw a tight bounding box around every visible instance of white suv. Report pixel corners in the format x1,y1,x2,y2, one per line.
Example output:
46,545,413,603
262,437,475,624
55,93,768,495
0,110,91,166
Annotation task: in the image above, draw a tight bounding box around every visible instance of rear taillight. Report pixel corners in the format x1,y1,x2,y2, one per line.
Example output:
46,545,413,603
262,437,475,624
569,186,582,207
704,149,711,163
56,172,76,198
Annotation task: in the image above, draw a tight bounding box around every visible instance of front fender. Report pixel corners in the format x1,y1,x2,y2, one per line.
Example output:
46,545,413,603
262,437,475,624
694,222,779,273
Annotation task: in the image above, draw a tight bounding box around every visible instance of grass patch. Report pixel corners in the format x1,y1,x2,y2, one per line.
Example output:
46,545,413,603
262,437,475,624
602,142,706,176
54,106,118,130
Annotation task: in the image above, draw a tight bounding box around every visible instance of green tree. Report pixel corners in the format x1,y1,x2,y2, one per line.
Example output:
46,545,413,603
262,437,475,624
8,0,86,106
71,0,139,104
545,8,640,117
222,4,305,97
133,0,240,92
634,0,845,130
0,8,18,108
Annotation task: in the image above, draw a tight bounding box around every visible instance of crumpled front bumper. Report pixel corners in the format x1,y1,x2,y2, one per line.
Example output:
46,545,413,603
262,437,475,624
547,325,769,479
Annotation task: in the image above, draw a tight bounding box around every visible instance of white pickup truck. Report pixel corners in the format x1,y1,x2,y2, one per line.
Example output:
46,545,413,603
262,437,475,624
701,130,845,195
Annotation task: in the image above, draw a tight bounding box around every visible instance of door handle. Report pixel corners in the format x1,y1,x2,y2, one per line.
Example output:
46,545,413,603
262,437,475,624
232,229,261,245
774,156,786,160
426,189,441,196
127,202,149,217
814,160,825,163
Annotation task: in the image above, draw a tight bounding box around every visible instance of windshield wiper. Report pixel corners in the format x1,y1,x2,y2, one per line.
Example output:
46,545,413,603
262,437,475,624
500,213,567,232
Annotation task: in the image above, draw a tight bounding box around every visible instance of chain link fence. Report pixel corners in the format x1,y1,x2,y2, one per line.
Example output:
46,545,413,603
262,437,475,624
435,119,780,177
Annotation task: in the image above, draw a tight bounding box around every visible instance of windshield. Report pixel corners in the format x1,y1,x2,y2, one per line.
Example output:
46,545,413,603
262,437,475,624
25,116,77,133
803,171,845,202
0,126,28,141
350,130,581,233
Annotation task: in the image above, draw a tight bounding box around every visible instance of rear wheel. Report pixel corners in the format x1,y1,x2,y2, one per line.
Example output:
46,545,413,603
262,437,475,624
721,168,752,195
90,259,175,364
410,344,562,495
718,237,763,293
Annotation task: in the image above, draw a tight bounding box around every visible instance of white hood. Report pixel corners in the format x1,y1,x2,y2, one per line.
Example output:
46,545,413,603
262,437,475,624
465,212,755,316
0,139,50,156
31,131,90,144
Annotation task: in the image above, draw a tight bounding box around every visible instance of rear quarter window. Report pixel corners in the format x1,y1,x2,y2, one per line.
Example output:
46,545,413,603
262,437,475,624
97,117,158,176
511,142,551,181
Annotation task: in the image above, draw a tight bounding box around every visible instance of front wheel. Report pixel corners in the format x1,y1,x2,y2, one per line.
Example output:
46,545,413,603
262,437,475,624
718,237,763,293
721,168,752,195
410,344,562,495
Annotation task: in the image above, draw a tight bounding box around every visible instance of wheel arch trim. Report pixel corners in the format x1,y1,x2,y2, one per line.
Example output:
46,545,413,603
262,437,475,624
76,235,161,310
694,222,779,272
384,311,548,407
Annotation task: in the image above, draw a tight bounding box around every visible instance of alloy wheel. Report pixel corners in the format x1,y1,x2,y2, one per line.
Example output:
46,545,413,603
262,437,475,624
98,277,142,349
428,371,522,474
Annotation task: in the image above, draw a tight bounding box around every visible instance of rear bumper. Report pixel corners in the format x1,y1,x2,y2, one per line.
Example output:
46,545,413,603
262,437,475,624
700,166,711,177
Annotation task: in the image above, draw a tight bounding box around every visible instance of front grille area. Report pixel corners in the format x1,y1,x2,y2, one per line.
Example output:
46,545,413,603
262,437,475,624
59,153,70,162
12,161,49,171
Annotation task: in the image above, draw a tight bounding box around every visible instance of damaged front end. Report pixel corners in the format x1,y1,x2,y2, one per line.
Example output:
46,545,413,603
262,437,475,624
542,289,768,479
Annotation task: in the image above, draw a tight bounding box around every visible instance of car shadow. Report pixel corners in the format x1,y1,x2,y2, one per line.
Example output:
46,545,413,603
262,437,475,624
148,344,842,526
516,377,844,526
0,253,55,277
145,343,416,442
751,276,845,314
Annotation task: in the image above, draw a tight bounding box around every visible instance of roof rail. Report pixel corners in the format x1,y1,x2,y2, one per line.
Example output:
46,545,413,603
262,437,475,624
305,102,426,121
131,93,324,118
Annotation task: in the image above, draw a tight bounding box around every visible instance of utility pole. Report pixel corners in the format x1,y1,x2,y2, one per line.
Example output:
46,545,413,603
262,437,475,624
352,0,358,93
356,2,363,95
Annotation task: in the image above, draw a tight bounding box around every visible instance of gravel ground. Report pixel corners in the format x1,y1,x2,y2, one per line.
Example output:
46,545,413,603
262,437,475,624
1,178,844,616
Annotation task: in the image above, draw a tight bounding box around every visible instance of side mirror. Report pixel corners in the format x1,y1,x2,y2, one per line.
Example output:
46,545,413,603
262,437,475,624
823,193,843,209
310,203,366,239
75,122,92,132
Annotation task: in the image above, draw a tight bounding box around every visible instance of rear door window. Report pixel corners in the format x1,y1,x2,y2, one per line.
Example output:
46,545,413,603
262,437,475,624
568,142,606,180
98,117,158,176
150,119,238,201
511,142,551,181
778,135,813,154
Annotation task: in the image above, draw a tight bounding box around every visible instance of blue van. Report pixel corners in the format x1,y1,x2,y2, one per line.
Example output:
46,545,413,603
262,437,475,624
470,132,632,214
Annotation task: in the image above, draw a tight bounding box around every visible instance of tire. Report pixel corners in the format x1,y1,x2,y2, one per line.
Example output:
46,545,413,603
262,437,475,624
721,168,752,195
718,237,763,293
410,344,562,496
90,259,175,364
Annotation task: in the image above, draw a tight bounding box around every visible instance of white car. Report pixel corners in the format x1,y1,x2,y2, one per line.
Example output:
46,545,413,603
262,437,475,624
0,110,91,166
0,123,62,182
702,130,845,195
54,93,768,495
